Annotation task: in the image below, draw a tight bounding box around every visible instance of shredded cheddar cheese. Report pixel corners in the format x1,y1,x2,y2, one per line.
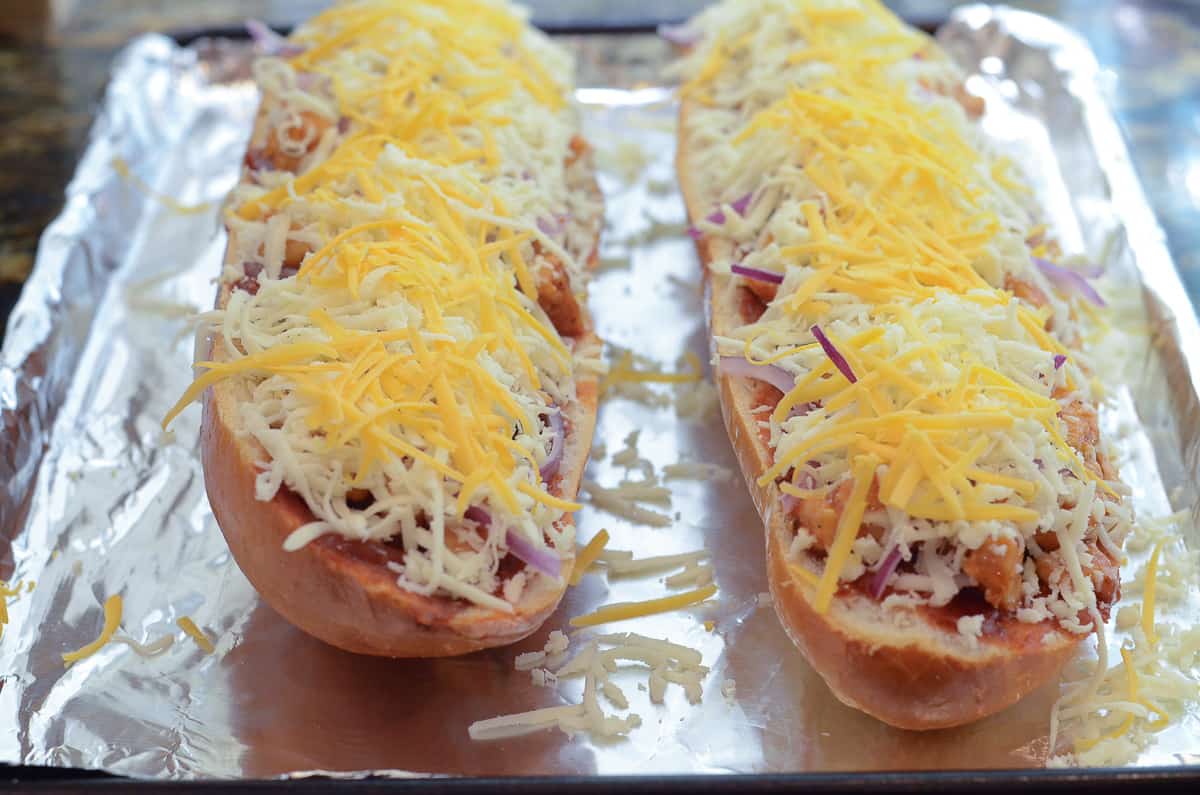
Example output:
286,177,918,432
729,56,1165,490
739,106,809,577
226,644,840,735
62,595,123,666
1141,538,1165,648
676,0,1130,627
0,579,30,641
569,529,610,586
177,616,215,654
569,584,718,628
163,1,603,609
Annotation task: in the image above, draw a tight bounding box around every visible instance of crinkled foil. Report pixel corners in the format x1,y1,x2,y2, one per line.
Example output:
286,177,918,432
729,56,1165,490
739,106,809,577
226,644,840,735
1,7,1198,780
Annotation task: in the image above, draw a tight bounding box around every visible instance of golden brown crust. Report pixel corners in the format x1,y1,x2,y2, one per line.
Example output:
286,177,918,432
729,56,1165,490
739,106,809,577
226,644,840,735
678,99,1081,729
199,95,601,657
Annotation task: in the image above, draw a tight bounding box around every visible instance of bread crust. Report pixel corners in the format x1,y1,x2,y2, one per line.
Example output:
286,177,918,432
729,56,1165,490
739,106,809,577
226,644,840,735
677,100,1080,729
198,99,601,658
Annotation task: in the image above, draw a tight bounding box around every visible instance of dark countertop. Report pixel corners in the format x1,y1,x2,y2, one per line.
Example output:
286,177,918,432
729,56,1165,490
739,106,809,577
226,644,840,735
3,0,1200,339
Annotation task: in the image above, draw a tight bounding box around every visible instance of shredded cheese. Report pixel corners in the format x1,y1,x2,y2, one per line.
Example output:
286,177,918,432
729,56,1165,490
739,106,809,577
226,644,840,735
675,0,1130,628
113,633,175,658
0,580,30,642
581,480,672,527
111,156,212,215
569,529,610,586
162,0,602,609
569,584,718,628
1049,514,1200,766
472,631,712,741
1141,538,1165,648
177,616,215,654
62,595,123,667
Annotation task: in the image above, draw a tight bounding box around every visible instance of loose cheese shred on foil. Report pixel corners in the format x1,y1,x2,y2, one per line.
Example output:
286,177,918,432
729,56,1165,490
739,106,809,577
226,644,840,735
581,480,672,527
113,633,175,658
177,616,215,654
1048,513,1200,766
111,157,212,215
469,632,711,741
569,528,611,586
568,584,718,628
0,579,32,641
62,595,123,667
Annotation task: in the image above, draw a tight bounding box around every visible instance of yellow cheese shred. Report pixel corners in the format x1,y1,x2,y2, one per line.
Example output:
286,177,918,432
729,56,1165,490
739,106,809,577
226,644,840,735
177,616,216,654
1141,538,1166,648
62,595,123,667
813,455,877,613
602,350,703,393
569,528,610,586
111,157,212,215
569,584,718,628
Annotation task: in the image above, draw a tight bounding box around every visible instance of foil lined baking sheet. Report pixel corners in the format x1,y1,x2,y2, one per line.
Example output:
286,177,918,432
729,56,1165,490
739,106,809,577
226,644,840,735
1,6,1197,780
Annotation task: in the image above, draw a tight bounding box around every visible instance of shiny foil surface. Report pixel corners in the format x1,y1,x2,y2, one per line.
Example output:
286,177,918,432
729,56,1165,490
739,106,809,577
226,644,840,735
1,6,1197,780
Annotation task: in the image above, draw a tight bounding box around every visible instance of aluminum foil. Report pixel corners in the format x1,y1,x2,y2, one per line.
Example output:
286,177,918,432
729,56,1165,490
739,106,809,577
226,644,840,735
1,6,1198,780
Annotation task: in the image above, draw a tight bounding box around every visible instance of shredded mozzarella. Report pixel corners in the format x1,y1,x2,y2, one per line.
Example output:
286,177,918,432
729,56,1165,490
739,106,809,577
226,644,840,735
163,0,603,609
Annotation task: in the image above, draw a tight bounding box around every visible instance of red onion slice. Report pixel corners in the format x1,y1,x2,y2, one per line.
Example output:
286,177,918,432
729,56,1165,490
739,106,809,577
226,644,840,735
540,409,565,481
811,324,856,384
718,356,795,395
245,19,306,57
1054,354,1067,370
537,214,567,238
731,264,784,284
1034,257,1106,307
465,505,561,578
505,529,562,578
464,505,491,526
690,193,754,239
870,546,903,599
657,22,700,47
705,192,754,225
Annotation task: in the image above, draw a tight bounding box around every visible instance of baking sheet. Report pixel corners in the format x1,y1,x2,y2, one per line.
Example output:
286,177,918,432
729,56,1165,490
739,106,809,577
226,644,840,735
1,5,1198,780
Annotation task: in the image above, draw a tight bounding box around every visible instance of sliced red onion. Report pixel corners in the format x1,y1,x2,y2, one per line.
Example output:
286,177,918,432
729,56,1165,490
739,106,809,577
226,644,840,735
505,529,562,578
691,193,755,239
1034,257,1106,307
731,264,783,284
464,505,491,526
870,546,903,600
657,22,700,47
245,19,306,57
244,148,272,173
540,409,565,481
718,356,796,395
465,505,561,578
705,192,754,225
537,214,568,239
1054,354,1067,370
810,324,857,384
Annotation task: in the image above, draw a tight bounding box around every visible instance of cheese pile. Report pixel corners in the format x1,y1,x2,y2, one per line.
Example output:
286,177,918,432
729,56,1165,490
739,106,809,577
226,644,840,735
165,0,602,611
1050,512,1200,765
674,0,1130,624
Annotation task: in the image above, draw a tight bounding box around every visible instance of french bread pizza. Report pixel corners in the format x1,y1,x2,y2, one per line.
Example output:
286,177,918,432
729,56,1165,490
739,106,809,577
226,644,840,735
673,0,1131,729
164,0,603,657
